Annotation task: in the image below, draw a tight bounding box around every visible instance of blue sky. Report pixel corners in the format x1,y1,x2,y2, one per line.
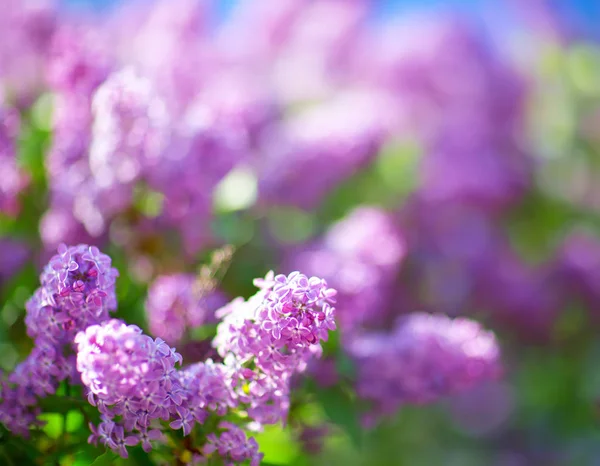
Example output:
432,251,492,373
63,0,600,38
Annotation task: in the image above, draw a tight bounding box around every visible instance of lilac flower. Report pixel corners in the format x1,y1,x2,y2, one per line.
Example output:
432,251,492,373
121,0,212,112
88,418,115,447
347,313,501,424
77,319,184,456
138,428,163,453
204,422,264,466
347,15,534,217
0,345,70,436
214,271,337,425
44,24,110,247
174,360,235,417
25,244,118,347
475,245,564,341
75,319,180,404
169,408,194,436
419,118,532,211
107,425,139,459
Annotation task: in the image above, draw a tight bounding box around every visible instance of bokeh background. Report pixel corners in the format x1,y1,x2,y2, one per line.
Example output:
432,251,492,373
3,0,600,464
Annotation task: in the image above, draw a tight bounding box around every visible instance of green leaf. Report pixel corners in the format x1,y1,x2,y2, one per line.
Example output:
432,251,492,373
39,413,63,440
253,425,299,464
129,447,158,466
72,444,105,466
90,451,119,466
314,385,362,448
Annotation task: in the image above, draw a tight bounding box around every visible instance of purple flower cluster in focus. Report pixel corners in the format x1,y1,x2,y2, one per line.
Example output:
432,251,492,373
214,271,337,425
26,244,118,346
76,319,182,457
1,245,339,462
1,244,118,436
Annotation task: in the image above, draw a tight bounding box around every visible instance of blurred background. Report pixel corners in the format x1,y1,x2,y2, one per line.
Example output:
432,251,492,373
3,0,600,464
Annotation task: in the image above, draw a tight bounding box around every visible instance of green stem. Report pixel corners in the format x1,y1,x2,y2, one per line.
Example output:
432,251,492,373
60,383,71,450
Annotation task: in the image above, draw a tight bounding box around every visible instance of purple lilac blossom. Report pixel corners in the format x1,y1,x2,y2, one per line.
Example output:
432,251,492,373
363,16,525,138
25,244,119,347
213,271,337,426
146,274,227,345
77,319,262,459
77,319,183,457
287,206,405,331
419,119,532,210
45,67,170,241
46,25,111,97
347,312,501,425
0,244,117,436
204,422,264,466
0,346,70,436
217,0,307,67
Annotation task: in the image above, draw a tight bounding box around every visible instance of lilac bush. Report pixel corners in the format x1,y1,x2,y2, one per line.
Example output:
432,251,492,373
1,0,597,464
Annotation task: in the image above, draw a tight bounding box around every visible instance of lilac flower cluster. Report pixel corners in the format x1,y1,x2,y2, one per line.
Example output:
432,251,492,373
347,313,501,425
26,244,118,346
214,271,337,425
146,274,226,345
0,239,340,462
76,319,183,457
0,346,70,436
77,271,337,459
204,422,263,466
0,244,118,436
76,314,270,461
